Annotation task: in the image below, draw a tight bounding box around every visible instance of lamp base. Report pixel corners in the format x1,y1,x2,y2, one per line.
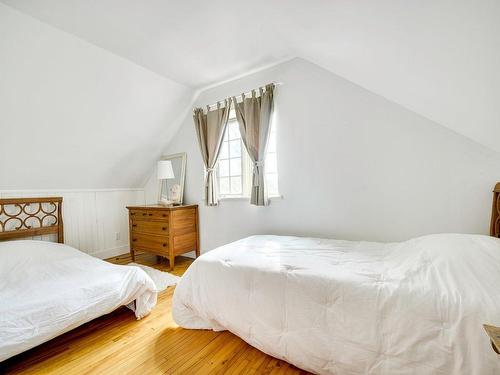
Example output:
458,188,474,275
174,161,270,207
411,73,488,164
158,198,174,207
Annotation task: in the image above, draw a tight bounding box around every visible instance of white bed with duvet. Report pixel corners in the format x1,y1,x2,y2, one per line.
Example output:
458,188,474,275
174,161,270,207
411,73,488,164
0,240,157,362
173,234,500,374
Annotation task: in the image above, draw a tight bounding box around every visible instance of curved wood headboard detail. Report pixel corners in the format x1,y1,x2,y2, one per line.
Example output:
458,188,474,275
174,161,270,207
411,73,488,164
0,197,64,243
490,183,500,237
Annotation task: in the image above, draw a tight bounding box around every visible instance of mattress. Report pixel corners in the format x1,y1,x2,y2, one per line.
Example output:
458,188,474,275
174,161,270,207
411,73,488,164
173,234,500,374
0,240,157,361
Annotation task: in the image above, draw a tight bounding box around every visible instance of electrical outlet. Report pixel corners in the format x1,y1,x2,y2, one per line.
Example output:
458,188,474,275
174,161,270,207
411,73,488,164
115,232,121,241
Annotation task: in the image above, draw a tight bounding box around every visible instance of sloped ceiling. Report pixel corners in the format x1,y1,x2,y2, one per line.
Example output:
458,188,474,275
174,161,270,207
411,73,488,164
0,3,194,189
2,0,500,155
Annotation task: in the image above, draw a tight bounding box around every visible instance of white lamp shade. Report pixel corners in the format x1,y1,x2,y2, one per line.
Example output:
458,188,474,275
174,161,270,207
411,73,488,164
157,160,175,179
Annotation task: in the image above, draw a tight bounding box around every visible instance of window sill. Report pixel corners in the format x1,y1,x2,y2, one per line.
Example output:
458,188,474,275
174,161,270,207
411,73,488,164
219,195,284,202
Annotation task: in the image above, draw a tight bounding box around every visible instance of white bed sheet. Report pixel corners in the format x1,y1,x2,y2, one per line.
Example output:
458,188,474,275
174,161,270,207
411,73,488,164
173,234,500,374
0,240,157,361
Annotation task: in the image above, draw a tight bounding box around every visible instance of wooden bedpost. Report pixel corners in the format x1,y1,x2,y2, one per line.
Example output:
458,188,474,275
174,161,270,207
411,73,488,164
490,183,500,237
57,199,64,243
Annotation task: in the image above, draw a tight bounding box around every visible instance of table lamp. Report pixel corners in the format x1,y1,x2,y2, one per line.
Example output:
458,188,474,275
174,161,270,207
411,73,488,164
157,160,175,206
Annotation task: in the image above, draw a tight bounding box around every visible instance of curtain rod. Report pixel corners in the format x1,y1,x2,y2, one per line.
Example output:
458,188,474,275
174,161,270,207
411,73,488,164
199,81,283,111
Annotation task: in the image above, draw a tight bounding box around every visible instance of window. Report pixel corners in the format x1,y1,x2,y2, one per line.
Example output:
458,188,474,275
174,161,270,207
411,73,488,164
217,108,279,199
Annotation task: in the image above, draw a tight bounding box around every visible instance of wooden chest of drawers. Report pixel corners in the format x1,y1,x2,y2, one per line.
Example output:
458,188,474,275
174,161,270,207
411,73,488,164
126,204,199,269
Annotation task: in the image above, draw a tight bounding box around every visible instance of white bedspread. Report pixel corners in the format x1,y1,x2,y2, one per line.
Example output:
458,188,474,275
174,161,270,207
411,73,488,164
173,234,500,374
0,240,157,361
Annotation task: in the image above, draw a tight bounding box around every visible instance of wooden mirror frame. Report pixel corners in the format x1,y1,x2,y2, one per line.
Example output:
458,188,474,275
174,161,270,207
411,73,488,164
158,152,187,205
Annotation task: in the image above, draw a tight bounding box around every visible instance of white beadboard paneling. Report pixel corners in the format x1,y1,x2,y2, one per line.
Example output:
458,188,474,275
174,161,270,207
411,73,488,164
95,190,145,258
0,189,145,258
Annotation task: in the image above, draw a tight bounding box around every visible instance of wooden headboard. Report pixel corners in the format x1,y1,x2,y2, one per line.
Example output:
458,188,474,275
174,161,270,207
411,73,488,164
490,183,500,238
0,197,64,243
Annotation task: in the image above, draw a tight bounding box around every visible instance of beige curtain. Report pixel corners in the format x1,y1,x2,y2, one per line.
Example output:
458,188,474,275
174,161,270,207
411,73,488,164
193,100,230,206
233,84,275,206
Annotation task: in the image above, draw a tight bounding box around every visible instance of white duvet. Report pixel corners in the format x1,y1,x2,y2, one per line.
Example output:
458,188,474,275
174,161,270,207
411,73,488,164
173,234,500,374
0,240,157,361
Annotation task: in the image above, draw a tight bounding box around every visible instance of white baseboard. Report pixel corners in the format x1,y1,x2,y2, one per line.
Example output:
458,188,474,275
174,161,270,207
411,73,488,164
91,247,198,260
183,251,196,259
92,245,129,259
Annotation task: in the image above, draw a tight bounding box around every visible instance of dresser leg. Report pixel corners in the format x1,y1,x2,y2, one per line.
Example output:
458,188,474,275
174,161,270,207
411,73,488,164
168,243,175,270
130,249,135,262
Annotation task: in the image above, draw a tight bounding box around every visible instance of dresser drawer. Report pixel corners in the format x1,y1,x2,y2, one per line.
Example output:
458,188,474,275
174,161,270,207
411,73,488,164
129,209,168,221
131,233,169,255
131,220,169,235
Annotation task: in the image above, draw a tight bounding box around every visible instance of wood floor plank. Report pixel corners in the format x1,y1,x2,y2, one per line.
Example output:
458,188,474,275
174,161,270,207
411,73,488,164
1,254,309,375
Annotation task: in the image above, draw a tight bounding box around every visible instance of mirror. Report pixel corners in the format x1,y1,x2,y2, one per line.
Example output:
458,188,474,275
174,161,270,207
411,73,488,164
158,152,186,205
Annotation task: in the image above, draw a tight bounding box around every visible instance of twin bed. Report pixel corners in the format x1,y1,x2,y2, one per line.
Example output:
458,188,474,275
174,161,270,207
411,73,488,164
2,196,500,374
0,197,157,362
173,234,500,374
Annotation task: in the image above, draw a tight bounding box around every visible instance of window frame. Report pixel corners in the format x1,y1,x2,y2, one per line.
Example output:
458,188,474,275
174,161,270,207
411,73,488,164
216,106,280,200
216,115,249,198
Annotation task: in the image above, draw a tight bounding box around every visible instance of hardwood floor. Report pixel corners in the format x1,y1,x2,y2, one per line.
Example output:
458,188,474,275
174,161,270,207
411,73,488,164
1,252,309,375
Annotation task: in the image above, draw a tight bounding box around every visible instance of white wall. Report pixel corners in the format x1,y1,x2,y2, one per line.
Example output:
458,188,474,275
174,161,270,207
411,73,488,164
0,4,196,257
151,58,500,252
0,189,144,258
0,3,193,190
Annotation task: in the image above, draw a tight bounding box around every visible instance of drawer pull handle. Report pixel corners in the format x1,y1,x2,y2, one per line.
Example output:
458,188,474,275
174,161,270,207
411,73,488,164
162,227,166,231
162,214,166,217
149,213,153,216
163,243,167,247
132,239,137,242
131,212,136,216
132,224,137,227
142,213,147,216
